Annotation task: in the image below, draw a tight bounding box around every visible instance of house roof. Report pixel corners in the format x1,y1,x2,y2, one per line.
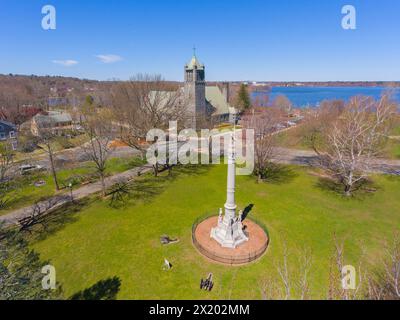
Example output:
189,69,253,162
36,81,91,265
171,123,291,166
148,90,183,109
0,120,17,129
34,111,72,126
206,86,234,116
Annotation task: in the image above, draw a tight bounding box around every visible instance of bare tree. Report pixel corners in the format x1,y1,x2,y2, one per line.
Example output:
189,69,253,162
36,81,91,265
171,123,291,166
0,142,15,210
277,242,291,300
258,233,400,300
81,108,115,197
382,235,400,298
109,74,189,175
302,100,344,153
261,242,312,300
0,142,14,182
313,95,397,196
0,83,32,126
272,94,292,115
296,247,313,300
260,276,281,300
241,107,282,182
36,120,60,191
366,234,400,300
327,235,365,300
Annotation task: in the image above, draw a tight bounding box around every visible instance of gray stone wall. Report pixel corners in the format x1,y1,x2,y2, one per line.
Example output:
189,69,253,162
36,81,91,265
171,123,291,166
184,65,206,129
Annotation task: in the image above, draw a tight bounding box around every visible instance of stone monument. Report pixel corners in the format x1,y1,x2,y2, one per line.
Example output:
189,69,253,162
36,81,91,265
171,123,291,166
210,129,249,248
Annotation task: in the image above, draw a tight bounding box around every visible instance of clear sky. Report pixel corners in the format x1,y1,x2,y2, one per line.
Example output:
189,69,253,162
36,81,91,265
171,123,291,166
1,0,399,81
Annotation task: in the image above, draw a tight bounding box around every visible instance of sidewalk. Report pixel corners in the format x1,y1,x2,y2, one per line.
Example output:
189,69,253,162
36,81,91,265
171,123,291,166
0,164,152,227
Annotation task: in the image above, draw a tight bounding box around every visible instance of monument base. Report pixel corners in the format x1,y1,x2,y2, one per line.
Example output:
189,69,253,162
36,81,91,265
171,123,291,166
193,216,269,265
210,219,248,249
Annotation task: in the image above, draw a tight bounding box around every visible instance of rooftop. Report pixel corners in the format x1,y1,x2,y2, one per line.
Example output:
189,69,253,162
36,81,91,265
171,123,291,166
0,119,17,129
185,54,204,70
34,111,72,126
206,86,233,116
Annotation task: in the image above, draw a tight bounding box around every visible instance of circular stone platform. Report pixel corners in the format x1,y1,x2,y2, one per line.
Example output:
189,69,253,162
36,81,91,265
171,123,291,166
192,216,269,265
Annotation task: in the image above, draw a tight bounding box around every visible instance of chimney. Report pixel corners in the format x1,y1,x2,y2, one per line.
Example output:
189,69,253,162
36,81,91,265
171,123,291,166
222,82,230,103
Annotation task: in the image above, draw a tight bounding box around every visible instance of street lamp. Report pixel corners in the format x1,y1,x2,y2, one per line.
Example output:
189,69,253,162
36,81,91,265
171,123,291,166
68,182,73,202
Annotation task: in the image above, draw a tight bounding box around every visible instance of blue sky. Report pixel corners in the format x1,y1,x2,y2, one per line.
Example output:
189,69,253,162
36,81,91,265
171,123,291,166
0,0,399,81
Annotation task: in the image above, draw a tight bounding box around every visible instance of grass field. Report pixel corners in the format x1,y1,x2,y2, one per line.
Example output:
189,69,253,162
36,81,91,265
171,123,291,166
29,164,400,299
0,157,144,215
275,125,312,150
385,139,400,159
277,123,400,159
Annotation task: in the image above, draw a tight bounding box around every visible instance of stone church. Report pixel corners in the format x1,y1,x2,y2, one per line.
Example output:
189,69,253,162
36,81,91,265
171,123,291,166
183,53,235,128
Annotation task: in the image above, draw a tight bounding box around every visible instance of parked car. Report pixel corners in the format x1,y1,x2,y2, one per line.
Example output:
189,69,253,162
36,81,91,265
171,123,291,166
19,164,45,175
274,124,286,131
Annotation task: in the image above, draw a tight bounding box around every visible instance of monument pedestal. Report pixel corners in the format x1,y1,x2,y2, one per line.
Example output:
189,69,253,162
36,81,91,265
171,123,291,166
211,208,248,248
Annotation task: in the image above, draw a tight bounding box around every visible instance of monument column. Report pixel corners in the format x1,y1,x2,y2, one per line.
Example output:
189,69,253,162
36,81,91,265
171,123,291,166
211,128,248,248
223,132,237,222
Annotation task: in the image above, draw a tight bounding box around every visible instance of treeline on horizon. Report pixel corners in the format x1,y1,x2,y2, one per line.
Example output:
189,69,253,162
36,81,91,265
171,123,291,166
0,73,399,125
2,73,399,87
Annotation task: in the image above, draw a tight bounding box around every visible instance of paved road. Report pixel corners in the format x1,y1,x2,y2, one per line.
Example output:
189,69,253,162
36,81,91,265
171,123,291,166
0,164,152,227
11,145,141,177
24,145,140,169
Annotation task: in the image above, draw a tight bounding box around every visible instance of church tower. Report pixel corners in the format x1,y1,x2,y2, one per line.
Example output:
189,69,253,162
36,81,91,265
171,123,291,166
184,50,206,129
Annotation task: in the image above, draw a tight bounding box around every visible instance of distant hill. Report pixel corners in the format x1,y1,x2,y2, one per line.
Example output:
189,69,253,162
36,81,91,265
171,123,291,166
266,81,400,88
0,74,398,124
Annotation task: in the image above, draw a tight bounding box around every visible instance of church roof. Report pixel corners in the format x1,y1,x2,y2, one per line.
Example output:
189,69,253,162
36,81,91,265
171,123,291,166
206,86,232,116
185,55,204,70
148,90,181,107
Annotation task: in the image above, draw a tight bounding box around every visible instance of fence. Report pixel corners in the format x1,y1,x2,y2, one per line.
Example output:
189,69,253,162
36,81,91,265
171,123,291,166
192,215,269,265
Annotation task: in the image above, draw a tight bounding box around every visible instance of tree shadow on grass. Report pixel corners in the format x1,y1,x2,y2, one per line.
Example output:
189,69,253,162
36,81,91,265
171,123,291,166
26,198,94,242
315,177,380,200
129,178,165,204
69,276,121,300
168,164,212,179
125,164,212,206
262,164,299,185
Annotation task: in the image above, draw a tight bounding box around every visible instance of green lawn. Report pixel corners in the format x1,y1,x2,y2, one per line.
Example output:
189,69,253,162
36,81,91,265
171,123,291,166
385,138,400,159
277,124,400,159
0,157,145,215
275,125,312,150
392,127,400,136
387,121,400,159
29,164,400,299
390,117,400,136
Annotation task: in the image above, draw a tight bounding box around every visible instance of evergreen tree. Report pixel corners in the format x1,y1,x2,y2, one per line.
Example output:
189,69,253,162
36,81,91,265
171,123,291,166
236,83,251,111
0,224,63,300
85,95,94,106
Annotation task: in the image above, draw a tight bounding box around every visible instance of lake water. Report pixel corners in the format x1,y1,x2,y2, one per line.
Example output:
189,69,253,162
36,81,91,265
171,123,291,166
252,86,400,108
